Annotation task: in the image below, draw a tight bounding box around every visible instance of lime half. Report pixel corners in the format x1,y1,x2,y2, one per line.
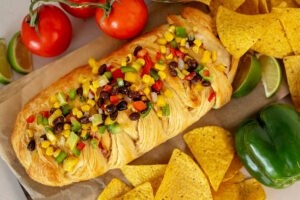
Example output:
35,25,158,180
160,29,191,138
232,54,261,98
0,38,13,84
8,31,32,74
259,55,282,98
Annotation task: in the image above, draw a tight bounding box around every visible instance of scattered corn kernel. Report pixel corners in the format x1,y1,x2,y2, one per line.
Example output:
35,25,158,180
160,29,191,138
184,55,192,62
166,53,173,60
182,70,190,76
193,26,198,32
72,108,79,116
150,77,155,85
201,50,211,64
92,80,100,89
41,140,50,148
81,105,90,112
168,25,175,33
132,62,142,71
194,84,204,91
157,95,166,107
180,38,186,46
105,116,116,125
164,31,174,42
192,46,199,53
87,99,96,107
78,76,85,84
46,131,57,145
158,71,166,80
125,72,138,83
121,59,127,66
143,87,150,95
216,64,226,72
80,130,88,138
154,63,166,71
64,123,71,130
175,37,182,43
77,111,83,119
46,147,54,156
62,130,71,138
63,156,79,172
91,126,98,132
89,85,97,94
160,46,167,54
194,39,202,47
164,89,174,98
212,51,217,62
130,84,139,91
157,38,167,45
128,103,133,110
174,57,178,62
142,74,152,84
53,149,61,158
26,129,33,138
136,58,145,66
157,110,163,118
89,58,99,74
50,95,57,104
53,102,60,109
127,54,133,63
141,96,147,101
179,47,187,53
82,123,90,130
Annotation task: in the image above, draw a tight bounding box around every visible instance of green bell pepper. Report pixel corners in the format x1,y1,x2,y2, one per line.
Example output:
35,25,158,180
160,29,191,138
235,103,300,188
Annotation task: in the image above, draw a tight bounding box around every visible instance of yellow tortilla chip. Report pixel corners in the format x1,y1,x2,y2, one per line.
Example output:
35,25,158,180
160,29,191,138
210,0,246,18
283,55,300,112
251,16,293,58
259,0,270,13
216,6,274,58
184,126,234,191
240,178,266,200
196,0,211,5
121,165,167,194
225,172,246,184
223,154,244,182
212,181,241,200
113,182,154,200
269,0,299,8
98,178,131,200
155,149,213,200
296,0,300,6
272,8,300,55
237,0,260,14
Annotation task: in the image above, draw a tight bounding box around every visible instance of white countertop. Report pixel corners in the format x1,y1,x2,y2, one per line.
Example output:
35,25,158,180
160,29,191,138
0,0,299,199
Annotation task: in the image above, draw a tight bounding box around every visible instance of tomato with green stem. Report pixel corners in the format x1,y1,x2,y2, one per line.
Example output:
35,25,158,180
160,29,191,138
60,0,98,18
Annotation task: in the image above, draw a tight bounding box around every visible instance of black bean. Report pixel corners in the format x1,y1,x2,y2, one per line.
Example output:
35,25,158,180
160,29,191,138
79,116,90,124
133,46,142,56
187,38,194,46
40,134,47,140
106,104,117,114
186,59,198,68
77,87,83,96
187,67,195,73
111,87,119,96
140,108,148,114
119,86,129,95
27,140,36,151
129,112,140,121
202,81,211,87
191,75,202,84
97,98,104,107
128,91,141,100
151,87,160,94
98,64,107,75
53,116,65,126
54,123,64,134
110,111,118,121
170,69,178,77
102,114,107,122
50,108,56,114
169,61,178,70
100,91,110,100
117,101,128,111
124,81,131,87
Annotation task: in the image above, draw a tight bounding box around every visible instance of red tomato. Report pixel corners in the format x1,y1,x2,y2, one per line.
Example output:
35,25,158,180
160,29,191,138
95,0,148,39
60,0,97,18
21,5,72,57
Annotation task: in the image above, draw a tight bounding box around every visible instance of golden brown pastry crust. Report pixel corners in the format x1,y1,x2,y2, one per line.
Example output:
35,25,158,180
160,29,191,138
11,7,238,186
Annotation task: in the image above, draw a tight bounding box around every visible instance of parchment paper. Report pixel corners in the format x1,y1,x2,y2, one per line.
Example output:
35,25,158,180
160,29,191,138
0,2,290,200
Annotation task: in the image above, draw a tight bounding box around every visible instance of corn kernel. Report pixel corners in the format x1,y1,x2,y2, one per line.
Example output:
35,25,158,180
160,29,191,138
194,39,202,47
212,51,217,62
92,80,100,89
142,74,152,84
164,31,174,42
46,131,57,145
179,47,187,53
141,96,147,101
89,85,97,94
132,62,142,71
89,57,99,74
78,76,85,84
121,59,127,66
53,149,61,158
81,105,90,112
184,64,189,69
175,37,182,43
62,130,71,138
87,99,95,107
105,116,116,125
64,123,71,130
88,57,96,68
154,63,166,71
216,64,226,72
125,72,138,83
160,46,167,54
72,108,79,116
184,55,192,62
194,84,204,91
91,126,98,132
164,89,174,98
53,102,60,109
182,70,190,76
26,129,33,138
180,38,186,46
127,54,133,63
46,147,54,156
166,53,173,60
41,140,50,148
157,95,166,107
80,130,88,138
157,110,163,118
50,95,57,104
192,46,199,53
82,123,91,130
118,94,123,99
193,26,198,32
158,71,167,80
136,58,145,66
128,103,133,109
143,87,150,95
174,57,178,62
130,84,139,91
150,77,155,86
201,50,211,64
157,38,167,45
77,111,83,119
168,25,176,33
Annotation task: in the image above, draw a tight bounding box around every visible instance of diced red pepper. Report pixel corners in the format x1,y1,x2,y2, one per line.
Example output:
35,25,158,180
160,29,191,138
133,101,147,111
26,115,35,123
137,49,148,58
112,68,125,80
184,72,196,81
175,50,185,58
203,70,210,77
101,104,106,111
77,141,86,150
98,140,103,148
170,48,177,57
106,65,113,71
141,54,154,76
41,111,50,118
156,52,161,61
66,114,72,122
110,95,119,104
208,91,216,102
152,80,163,91
103,85,113,92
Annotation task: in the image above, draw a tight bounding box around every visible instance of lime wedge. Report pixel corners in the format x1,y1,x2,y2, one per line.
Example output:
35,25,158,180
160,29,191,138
259,55,282,98
8,31,32,74
0,38,13,84
232,54,261,98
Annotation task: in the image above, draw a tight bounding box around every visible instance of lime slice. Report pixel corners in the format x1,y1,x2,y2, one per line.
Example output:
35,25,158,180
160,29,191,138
0,38,13,84
232,54,261,98
259,55,282,98
8,31,32,74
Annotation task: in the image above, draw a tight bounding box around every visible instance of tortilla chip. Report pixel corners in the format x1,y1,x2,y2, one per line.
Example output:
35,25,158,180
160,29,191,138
212,181,241,200
113,182,154,200
269,0,299,8
237,0,260,14
216,6,274,58
210,0,246,18
259,0,270,13
272,8,300,55
155,149,213,200
240,178,266,200
251,17,293,58
98,178,131,200
196,0,211,5
223,154,244,182
121,165,167,194
184,126,235,191
283,55,300,112
296,0,300,6
225,172,246,184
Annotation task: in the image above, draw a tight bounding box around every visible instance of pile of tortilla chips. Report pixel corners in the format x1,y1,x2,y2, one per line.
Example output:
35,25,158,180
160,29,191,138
97,126,266,200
